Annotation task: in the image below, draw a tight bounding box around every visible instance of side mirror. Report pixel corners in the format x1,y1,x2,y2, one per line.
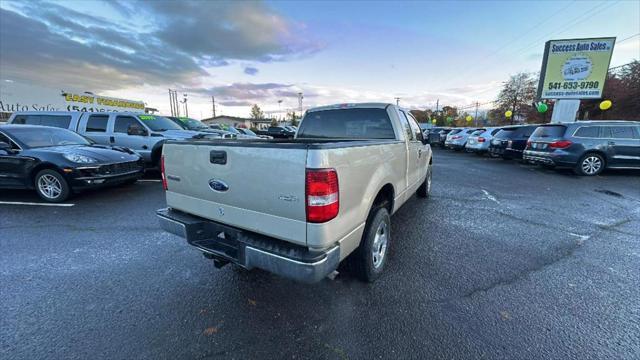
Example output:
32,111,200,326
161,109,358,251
127,125,147,136
0,141,15,154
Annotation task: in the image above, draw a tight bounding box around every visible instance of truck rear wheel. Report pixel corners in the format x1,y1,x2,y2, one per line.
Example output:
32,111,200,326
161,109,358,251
351,207,391,282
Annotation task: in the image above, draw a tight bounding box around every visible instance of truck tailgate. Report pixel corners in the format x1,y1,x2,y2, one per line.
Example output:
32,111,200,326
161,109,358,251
163,143,308,246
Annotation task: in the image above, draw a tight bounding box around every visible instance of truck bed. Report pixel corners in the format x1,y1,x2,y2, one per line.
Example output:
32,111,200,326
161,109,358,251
162,137,405,248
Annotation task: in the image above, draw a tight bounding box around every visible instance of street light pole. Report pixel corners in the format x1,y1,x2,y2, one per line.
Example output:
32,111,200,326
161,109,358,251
395,97,400,106
298,92,303,118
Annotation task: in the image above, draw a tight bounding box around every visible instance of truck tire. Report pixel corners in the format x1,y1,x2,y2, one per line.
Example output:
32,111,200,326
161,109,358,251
417,165,432,198
351,207,391,282
34,169,71,203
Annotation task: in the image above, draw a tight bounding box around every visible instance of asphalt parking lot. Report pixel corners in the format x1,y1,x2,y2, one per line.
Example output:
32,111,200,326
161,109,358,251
1,148,639,359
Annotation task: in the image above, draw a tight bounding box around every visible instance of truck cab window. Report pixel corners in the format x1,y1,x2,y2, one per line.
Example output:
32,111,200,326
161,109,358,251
86,115,109,132
399,111,414,141
114,116,142,133
407,113,422,140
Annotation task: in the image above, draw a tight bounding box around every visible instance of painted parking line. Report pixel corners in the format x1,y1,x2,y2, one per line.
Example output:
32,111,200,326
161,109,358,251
138,179,162,182
0,201,75,207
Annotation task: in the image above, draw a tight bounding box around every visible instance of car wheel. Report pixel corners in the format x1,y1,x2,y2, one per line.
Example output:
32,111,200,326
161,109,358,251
417,165,432,198
575,153,605,176
351,207,391,282
35,169,71,203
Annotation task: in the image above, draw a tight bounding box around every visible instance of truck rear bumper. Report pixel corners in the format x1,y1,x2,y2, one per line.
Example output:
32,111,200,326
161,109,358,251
156,208,340,283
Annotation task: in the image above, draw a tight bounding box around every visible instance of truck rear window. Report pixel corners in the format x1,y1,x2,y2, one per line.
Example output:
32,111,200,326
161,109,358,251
297,108,395,139
531,125,566,138
12,115,71,129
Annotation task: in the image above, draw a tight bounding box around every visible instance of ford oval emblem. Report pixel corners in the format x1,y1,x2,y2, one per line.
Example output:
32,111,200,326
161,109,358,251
208,179,229,192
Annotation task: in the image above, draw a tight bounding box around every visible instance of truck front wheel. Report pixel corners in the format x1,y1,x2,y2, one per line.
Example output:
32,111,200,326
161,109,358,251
417,164,432,198
351,207,391,282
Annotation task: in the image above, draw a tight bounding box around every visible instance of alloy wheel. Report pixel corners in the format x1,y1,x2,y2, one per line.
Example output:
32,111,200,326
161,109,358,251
582,156,602,175
372,222,388,268
38,174,63,200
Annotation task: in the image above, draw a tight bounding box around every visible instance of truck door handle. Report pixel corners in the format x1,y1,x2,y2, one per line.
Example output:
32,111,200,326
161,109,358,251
210,150,227,165
109,136,115,143
418,149,422,157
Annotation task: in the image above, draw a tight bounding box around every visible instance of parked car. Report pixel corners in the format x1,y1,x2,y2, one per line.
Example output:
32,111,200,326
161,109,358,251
255,126,296,138
236,128,271,139
426,127,446,145
166,117,235,139
445,128,477,150
465,127,502,154
437,128,454,146
0,125,144,202
7,112,205,167
523,121,640,175
157,103,432,283
488,125,538,159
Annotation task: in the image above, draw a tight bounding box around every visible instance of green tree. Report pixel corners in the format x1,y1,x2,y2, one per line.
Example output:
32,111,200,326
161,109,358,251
250,104,264,120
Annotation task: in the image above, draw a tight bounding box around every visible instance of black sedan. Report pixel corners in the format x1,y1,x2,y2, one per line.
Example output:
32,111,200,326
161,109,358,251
0,125,144,202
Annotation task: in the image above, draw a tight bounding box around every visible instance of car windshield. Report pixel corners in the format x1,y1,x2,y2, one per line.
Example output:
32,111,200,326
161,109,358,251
241,128,257,136
170,117,209,130
137,115,183,131
226,127,241,134
471,130,485,135
531,125,566,138
7,127,91,148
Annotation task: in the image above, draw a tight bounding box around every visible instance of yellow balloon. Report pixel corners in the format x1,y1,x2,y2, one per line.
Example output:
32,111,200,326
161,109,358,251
466,115,473,122
505,110,513,118
599,100,612,110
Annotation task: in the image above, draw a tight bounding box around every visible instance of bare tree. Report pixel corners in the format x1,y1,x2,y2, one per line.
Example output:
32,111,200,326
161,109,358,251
494,72,537,124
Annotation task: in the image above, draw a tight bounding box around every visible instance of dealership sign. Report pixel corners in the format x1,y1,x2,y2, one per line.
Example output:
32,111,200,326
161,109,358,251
537,37,615,99
0,81,145,113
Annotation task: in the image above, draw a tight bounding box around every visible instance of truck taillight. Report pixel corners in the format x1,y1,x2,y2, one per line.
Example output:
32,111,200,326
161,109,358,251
306,169,339,223
549,140,572,149
160,155,168,190
478,137,486,143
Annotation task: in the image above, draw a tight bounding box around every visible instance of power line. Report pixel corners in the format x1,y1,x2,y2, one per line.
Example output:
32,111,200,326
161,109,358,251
617,32,640,44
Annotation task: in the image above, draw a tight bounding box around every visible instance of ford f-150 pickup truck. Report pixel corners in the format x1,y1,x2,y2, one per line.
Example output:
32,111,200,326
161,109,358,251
157,103,432,283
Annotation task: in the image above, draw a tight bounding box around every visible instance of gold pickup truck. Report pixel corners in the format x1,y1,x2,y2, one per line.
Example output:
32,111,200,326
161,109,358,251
157,103,432,283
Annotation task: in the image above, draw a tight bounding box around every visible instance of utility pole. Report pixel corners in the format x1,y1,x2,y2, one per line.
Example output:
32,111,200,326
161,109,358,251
211,96,216,118
278,100,283,122
182,93,188,117
298,92,303,118
169,89,179,116
474,101,479,126
435,99,439,113
395,97,400,106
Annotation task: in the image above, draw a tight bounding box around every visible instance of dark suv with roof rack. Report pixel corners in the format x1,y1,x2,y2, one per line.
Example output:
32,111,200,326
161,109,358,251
523,121,640,176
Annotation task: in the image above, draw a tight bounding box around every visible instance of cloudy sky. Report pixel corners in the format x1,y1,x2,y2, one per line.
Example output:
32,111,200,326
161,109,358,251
1,0,638,118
